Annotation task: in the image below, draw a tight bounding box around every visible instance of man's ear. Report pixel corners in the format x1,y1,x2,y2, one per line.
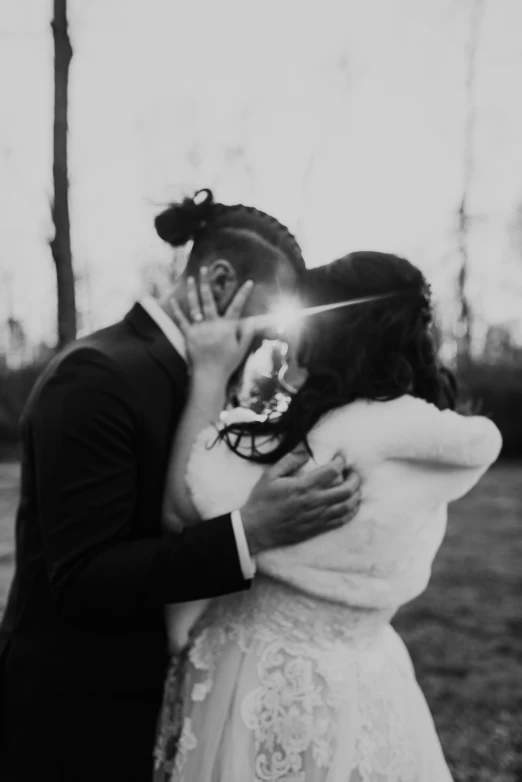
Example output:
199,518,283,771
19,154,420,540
207,260,239,314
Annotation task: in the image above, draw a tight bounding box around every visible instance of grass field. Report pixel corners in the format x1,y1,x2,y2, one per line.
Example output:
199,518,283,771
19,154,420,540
0,461,520,781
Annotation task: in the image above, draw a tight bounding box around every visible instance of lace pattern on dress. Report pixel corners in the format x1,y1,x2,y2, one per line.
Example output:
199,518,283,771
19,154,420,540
241,640,349,781
353,650,418,781
173,578,419,782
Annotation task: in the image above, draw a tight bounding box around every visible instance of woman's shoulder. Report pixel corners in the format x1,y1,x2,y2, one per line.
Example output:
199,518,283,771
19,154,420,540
309,395,501,468
310,393,495,435
304,397,412,463
309,395,423,441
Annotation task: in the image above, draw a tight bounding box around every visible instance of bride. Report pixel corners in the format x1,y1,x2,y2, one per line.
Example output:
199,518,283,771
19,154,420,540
155,250,501,782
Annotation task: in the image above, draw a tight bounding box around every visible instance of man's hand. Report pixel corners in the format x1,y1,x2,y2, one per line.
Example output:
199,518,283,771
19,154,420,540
240,445,361,555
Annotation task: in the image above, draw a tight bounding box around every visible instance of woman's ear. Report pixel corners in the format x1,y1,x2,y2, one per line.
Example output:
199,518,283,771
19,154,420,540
207,260,239,314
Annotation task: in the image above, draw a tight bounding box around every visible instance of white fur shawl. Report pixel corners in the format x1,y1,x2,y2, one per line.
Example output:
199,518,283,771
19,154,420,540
186,396,502,610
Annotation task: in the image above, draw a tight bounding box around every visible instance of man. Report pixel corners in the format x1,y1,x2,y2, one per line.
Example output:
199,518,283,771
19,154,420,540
0,191,360,781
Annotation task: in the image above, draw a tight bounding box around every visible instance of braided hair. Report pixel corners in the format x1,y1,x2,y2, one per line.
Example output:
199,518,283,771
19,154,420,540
154,189,305,279
219,251,459,463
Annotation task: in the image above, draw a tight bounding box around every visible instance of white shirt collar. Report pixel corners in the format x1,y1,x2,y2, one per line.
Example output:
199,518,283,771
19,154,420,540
139,295,187,362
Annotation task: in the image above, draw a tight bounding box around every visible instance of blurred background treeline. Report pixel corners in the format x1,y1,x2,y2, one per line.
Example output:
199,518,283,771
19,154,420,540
1,0,522,459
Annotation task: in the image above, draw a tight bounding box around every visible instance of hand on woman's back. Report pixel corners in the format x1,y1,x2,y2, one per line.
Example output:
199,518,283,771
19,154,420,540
239,444,361,555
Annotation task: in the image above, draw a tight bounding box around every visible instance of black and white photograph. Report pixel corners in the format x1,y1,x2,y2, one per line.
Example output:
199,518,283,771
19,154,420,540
0,1,521,780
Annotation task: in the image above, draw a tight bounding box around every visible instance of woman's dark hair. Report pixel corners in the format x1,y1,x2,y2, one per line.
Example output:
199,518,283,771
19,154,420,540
154,188,305,279
220,251,458,463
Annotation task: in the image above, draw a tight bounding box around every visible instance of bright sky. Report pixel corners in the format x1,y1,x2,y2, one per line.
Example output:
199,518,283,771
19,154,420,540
1,0,522,345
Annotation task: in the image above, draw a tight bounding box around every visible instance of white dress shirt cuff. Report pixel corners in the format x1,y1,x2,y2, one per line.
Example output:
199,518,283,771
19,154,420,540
230,509,256,580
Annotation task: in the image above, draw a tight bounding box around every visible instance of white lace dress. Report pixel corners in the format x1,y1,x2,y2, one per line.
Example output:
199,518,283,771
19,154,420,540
155,396,502,782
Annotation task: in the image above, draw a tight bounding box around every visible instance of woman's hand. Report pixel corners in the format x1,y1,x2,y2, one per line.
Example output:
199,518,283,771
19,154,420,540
170,268,256,382
163,270,257,527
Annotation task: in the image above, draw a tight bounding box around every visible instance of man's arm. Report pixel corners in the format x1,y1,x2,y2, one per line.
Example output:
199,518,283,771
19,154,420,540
32,349,248,625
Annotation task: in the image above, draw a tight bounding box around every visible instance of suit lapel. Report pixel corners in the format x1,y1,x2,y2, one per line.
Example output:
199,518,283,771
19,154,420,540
124,303,188,389
148,337,188,388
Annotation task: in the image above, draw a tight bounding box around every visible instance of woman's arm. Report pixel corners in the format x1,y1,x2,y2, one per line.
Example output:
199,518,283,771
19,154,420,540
162,271,256,529
163,367,228,528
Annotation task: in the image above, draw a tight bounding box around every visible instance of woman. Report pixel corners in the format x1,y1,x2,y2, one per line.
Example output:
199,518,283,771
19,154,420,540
155,251,502,782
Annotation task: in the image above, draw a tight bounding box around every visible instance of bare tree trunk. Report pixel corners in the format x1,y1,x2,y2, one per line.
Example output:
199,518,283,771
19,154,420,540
50,0,77,348
456,0,485,370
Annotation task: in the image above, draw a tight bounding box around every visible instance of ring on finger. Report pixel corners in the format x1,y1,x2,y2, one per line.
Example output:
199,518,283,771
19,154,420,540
192,311,204,323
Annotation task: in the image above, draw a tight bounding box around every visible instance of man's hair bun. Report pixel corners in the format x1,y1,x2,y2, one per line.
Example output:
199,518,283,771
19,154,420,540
154,188,216,246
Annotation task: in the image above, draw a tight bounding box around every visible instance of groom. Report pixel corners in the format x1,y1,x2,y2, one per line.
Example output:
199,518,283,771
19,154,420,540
0,195,361,782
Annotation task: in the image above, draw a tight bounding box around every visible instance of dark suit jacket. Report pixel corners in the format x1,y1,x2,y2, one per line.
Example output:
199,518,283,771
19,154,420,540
0,303,249,781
